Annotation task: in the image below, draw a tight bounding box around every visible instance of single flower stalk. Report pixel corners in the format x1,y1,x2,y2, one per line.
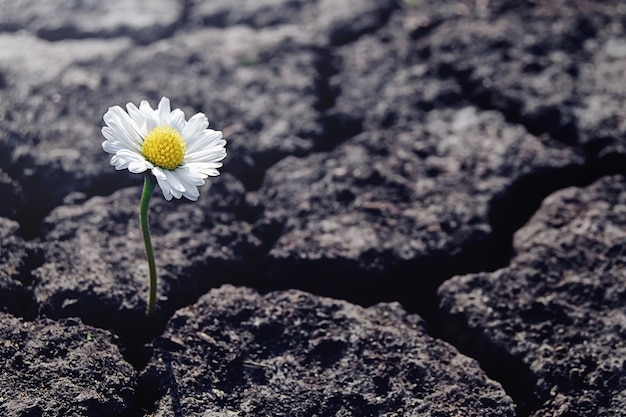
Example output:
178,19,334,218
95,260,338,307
102,97,226,316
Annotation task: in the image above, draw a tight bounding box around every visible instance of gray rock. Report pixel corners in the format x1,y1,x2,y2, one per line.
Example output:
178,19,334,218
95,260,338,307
143,285,515,417
439,175,626,417
0,170,23,220
0,32,133,230
0,218,30,316
0,313,136,417
423,0,626,160
32,174,262,341
192,0,309,28
0,0,182,43
253,106,585,312
578,35,626,160
192,0,398,46
330,10,463,133
0,33,131,88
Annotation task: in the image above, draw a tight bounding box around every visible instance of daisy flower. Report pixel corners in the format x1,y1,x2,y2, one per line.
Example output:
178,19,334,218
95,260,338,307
101,97,227,316
102,96,226,201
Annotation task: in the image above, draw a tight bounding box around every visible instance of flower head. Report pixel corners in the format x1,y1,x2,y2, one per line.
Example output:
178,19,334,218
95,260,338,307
102,97,226,201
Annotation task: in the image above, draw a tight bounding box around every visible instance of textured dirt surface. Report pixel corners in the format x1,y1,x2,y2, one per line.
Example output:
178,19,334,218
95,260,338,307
143,285,515,416
439,176,626,417
0,313,136,417
0,218,31,317
253,108,582,312
0,0,625,416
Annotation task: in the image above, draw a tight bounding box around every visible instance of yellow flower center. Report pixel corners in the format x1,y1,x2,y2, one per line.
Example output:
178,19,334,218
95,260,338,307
141,126,186,170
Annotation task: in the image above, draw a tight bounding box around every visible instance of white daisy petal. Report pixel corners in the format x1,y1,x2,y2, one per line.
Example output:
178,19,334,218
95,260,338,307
126,102,148,136
176,166,206,186
164,169,186,192
102,140,123,154
182,186,200,201
151,166,167,181
107,123,139,152
111,150,150,172
156,178,174,201
128,160,151,174
168,187,180,200
114,149,147,165
182,112,209,139
138,100,154,115
185,161,224,173
116,113,143,148
103,105,124,125
101,126,117,142
111,149,133,162
162,190,173,201
185,146,227,164
139,100,158,131
157,97,171,126
151,167,172,200
110,154,129,170
186,129,223,153
174,170,202,201
103,108,143,152
183,162,222,177
170,108,186,132
102,130,124,152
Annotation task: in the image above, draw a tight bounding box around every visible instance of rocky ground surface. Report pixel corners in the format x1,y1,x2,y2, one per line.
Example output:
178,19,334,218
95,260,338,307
439,176,626,417
0,0,624,416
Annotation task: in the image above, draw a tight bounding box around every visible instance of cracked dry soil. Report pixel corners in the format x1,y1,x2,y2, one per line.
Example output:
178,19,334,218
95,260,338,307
0,1,625,416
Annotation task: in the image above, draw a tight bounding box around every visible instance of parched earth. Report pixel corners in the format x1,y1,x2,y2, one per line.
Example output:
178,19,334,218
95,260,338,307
0,1,625,416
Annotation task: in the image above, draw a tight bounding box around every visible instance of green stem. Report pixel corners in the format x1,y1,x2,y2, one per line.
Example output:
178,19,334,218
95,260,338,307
140,173,157,317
